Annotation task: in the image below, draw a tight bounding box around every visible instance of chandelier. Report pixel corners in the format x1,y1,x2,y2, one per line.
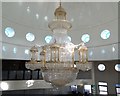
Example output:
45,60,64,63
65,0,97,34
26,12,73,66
25,2,92,87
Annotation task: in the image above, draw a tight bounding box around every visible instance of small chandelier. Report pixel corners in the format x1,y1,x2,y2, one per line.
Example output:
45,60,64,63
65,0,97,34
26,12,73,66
25,2,92,87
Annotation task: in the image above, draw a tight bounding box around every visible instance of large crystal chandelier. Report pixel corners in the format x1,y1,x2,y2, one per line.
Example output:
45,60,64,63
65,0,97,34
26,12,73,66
25,2,92,87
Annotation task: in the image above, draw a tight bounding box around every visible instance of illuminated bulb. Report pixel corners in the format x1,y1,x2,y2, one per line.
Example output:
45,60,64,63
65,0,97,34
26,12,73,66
0,82,9,90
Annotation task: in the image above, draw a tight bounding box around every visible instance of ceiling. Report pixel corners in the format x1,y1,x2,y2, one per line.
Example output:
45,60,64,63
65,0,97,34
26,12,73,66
2,2,118,47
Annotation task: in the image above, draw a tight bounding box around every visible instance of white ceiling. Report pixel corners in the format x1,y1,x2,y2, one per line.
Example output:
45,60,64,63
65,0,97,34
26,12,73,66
2,2,118,47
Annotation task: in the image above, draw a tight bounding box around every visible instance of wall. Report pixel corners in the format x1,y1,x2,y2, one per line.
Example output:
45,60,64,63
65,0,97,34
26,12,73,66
93,60,120,94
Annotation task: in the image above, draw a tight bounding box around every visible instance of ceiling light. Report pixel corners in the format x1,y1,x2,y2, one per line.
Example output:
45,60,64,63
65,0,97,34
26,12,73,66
26,2,92,87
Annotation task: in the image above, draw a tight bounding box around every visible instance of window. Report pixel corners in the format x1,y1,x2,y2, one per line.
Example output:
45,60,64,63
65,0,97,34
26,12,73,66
26,33,35,42
45,35,52,43
81,34,90,43
5,27,15,37
84,85,92,93
98,64,106,71
101,30,110,39
98,82,108,95
116,84,120,95
115,64,120,72
71,85,77,92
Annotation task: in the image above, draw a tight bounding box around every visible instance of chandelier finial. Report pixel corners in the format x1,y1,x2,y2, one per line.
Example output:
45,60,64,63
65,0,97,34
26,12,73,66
59,0,61,6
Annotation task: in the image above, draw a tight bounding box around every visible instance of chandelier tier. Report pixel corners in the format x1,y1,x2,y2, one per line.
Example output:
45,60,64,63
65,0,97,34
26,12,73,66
25,2,92,87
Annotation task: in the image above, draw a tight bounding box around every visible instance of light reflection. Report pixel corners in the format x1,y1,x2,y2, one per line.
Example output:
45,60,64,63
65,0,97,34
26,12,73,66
112,46,115,52
101,49,105,54
0,82,9,90
70,18,74,22
27,6,30,13
44,16,48,21
36,13,39,19
13,48,17,53
25,49,29,54
89,51,93,56
26,80,34,87
2,46,6,52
